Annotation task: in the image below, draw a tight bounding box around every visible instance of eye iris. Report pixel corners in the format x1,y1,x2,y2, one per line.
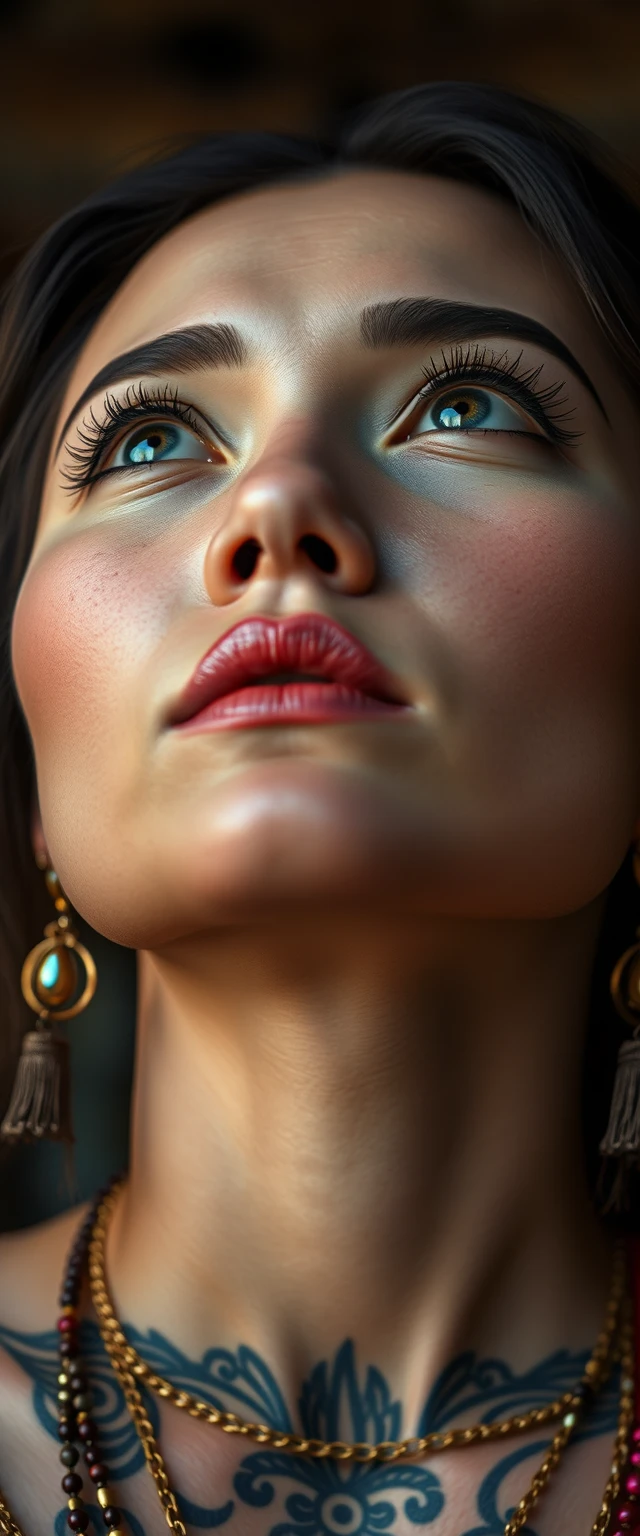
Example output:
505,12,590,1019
126,423,180,464
435,389,489,430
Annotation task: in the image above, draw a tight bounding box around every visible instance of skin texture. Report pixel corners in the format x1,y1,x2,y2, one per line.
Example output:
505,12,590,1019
2,167,640,1532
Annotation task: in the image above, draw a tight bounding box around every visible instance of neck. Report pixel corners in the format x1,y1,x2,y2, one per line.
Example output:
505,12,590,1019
109,900,613,1432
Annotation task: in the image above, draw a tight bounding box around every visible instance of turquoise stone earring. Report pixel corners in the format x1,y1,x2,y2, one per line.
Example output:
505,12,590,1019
1,861,97,1143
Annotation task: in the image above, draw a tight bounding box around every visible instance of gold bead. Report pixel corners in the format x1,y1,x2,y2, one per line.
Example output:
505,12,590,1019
67,1499,83,1512
97,1490,111,1509
57,1373,69,1386
33,944,78,1007
44,870,62,901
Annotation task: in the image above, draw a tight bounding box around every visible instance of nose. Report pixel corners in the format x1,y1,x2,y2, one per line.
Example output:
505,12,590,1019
204,429,376,606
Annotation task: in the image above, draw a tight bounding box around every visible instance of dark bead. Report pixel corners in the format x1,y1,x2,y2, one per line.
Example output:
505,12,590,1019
59,1338,76,1357
73,1393,93,1413
83,1448,99,1466
61,1474,83,1496
67,1511,89,1532
60,1445,79,1467
57,1316,76,1334
77,1419,97,1442
103,1509,120,1527
57,1418,74,1441
88,1465,108,1485
69,1375,86,1394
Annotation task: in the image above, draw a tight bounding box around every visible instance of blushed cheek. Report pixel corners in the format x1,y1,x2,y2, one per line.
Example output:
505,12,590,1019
487,491,639,692
10,529,170,769
405,469,640,706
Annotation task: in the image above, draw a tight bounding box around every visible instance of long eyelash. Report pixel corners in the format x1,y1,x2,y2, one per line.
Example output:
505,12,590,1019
61,382,205,495
417,342,582,446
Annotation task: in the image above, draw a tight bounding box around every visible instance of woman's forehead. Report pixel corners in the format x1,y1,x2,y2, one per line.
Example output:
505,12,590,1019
62,167,599,405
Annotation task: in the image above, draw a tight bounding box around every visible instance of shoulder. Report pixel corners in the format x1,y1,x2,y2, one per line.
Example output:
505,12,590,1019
0,1199,90,1331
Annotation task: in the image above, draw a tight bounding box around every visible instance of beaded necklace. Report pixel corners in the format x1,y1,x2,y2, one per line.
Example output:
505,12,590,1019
0,1175,637,1536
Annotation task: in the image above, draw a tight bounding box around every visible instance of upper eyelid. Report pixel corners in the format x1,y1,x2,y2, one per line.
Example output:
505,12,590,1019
421,354,570,415
65,387,226,452
384,362,530,432
60,387,230,477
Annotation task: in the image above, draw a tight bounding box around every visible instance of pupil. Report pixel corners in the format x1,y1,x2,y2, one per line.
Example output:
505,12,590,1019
437,390,486,430
128,426,174,463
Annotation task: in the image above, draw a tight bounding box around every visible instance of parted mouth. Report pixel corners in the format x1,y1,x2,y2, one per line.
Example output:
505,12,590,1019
166,613,409,727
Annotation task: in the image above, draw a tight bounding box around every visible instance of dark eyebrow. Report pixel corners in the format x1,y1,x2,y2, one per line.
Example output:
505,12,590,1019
360,298,607,419
54,322,247,458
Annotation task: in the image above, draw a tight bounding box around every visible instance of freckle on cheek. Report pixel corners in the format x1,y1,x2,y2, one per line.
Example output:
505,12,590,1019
11,541,140,735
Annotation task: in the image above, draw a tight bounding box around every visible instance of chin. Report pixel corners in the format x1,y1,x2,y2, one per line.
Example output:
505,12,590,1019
71,757,429,947
179,758,417,918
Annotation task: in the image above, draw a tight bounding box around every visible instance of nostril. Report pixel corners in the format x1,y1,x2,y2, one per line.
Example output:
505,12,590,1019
298,533,338,575
232,537,262,581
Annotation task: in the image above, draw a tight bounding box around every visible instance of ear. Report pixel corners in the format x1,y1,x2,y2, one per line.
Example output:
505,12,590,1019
30,790,50,870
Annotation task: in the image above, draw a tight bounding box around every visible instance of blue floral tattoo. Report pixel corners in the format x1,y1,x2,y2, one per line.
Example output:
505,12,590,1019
0,1321,619,1536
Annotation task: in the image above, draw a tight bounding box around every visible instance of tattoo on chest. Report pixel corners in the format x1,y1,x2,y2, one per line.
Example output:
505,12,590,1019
0,1322,619,1536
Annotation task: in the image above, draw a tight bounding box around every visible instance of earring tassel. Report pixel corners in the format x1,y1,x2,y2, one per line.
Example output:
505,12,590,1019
598,1038,640,1211
600,1038,640,1156
0,1028,73,1143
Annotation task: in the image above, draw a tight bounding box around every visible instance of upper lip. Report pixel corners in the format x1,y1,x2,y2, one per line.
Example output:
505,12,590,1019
167,613,408,725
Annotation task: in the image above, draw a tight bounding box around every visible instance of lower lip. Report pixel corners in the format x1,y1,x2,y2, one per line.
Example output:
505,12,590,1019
173,681,411,732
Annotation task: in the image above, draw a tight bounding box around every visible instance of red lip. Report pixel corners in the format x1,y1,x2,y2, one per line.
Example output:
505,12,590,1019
167,614,410,731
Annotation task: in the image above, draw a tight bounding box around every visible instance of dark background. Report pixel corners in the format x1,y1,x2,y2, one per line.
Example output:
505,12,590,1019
1,0,639,1230
1,0,639,277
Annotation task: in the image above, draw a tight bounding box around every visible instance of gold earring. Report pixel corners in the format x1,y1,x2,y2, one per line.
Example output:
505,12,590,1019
1,860,97,1144
599,839,640,1209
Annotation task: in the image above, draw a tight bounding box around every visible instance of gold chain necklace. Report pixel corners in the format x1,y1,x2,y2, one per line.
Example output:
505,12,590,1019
89,1179,634,1536
90,1179,626,1462
91,1297,633,1536
0,1177,635,1536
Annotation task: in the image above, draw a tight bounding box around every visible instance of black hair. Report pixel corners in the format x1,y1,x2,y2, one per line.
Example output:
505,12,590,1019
1,81,639,1207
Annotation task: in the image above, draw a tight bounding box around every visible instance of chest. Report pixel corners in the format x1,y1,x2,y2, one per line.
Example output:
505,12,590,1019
0,1373,623,1536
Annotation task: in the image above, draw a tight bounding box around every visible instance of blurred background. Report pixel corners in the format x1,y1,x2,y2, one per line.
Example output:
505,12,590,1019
0,0,639,1229
1,0,639,282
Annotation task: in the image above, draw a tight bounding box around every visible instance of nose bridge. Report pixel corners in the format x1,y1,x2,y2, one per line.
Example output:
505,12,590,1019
203,415,376,604
239,413,331,509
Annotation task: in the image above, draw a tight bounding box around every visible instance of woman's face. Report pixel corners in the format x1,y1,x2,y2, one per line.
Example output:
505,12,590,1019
11,169,640,944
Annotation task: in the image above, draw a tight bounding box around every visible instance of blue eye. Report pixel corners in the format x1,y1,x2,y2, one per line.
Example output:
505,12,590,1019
416,387,531,434
113,421,213,468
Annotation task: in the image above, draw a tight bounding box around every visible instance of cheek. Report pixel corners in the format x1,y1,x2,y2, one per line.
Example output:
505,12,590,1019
436,478,640,881
454,487,639,697
11,530,168,784
398,465,640,700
